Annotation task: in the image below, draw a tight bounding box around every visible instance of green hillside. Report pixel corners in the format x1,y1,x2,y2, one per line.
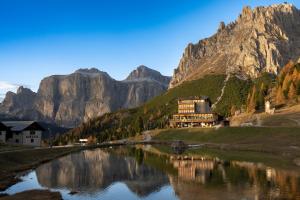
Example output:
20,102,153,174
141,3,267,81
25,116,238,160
56,74,252,144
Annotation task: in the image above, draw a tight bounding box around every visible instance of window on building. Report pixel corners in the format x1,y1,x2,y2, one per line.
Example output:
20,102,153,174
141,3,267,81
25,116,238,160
30,130,35,135
15,139,19,143
31,139,34,143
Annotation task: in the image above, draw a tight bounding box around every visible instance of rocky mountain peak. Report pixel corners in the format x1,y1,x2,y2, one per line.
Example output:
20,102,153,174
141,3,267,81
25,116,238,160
125,65,171,86
126,65,157,80
17,86,34,94
74,68,111,79
169,3,300,88
75,68,101,74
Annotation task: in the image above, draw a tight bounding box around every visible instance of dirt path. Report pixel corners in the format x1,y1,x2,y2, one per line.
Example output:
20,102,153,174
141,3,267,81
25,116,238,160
212,74,230,109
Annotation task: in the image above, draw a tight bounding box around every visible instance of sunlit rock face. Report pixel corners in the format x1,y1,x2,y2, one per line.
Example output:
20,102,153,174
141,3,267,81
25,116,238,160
169,3,300,88
0,66,170,127
35,149,169,196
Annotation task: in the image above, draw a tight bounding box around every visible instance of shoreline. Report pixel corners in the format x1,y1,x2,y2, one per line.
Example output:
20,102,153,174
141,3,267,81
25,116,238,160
1,126,300,198
0,146,85,191
0,142,166,193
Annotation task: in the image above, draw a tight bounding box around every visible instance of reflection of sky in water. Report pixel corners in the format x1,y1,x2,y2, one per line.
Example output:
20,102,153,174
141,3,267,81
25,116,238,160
3,171,178,200
2,148,300,200
4,171,43,194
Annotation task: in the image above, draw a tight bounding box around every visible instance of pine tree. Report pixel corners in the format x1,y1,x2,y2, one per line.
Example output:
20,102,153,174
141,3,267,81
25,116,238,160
288,83,297,100
276,86,285,105
135,116,144,134
247,86,257,112
256,89,265,110
292,68,298,81
296,80,300,96
282,74,291,92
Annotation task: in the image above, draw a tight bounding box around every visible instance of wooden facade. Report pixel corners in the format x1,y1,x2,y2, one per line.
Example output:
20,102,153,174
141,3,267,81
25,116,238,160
170,97,217,128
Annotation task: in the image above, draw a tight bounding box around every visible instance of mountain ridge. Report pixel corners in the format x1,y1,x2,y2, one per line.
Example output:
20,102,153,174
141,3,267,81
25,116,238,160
0,66,171,127
169,3,300,88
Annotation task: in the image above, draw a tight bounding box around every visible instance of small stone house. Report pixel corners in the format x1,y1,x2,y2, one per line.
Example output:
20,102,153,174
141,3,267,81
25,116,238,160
0,122,10,143
265,101,275,114
1,121,45,146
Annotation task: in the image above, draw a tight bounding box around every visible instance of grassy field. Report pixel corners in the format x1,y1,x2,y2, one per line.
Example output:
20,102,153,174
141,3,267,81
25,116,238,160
152,127,300,158
0,146,82,191
231,104,300,127
153,127,300,144
151,127,300,169
0,143,33,153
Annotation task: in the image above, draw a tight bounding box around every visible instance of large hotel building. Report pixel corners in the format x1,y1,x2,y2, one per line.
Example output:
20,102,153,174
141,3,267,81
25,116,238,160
170,96,218,128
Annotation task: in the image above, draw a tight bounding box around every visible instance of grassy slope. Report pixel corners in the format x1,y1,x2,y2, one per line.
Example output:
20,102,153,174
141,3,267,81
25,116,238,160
0,143,33,153
230,104,300,126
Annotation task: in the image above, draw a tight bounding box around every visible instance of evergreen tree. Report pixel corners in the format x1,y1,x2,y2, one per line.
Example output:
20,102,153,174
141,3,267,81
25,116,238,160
288,83,297,100
135,116,144,134
296,80,300,96
275,86,285,105
247,86,257,112
256,89,265,110
282,74,291,92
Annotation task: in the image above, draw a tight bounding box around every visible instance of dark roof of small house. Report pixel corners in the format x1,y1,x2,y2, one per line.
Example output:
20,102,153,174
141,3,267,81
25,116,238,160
0,122,10,131
178,96,209,101
1,121,45,132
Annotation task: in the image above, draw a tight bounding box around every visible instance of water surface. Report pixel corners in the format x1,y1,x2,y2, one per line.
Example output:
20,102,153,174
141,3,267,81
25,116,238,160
3,146,300,200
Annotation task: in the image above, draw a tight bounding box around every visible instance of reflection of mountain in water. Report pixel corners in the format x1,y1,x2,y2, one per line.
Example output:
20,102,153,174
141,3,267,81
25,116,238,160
35,149,169,196
169,157,300,200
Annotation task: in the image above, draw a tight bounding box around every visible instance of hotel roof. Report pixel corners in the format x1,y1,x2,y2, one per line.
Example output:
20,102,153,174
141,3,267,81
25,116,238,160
178,96,209,101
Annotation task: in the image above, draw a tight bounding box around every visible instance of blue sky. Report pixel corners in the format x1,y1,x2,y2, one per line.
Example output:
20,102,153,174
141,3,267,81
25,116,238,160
0,0,299,100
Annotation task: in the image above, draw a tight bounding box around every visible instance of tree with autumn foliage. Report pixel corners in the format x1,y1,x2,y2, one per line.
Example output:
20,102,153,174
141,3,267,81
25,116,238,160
288,83,297,100
275,86,285,105
275,61,300,104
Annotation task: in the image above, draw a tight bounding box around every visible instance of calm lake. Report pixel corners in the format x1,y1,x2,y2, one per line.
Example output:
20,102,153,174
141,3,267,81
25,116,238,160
3,146,300,200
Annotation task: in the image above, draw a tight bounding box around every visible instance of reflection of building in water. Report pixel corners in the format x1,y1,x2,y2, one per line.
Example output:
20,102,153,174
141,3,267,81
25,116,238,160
231,161,300,200
171,157,215,184
169,157,300,200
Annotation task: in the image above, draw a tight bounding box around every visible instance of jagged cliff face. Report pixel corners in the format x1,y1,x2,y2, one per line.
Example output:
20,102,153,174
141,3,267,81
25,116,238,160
169,4,300,88
0,66,170,127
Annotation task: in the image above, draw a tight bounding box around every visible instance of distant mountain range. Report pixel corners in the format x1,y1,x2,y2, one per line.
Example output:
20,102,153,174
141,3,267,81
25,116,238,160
0,66,170,127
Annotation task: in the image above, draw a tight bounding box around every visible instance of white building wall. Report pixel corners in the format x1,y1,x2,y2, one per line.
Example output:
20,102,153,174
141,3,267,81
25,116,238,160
22,130,42,146
0,131,6,143
12,132,23,144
